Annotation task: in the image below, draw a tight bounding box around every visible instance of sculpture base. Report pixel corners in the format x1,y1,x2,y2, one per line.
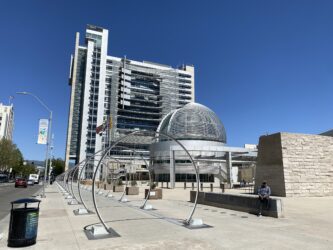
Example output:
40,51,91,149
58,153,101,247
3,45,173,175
84,225,120,240
68,200,78,205
73,208,94,216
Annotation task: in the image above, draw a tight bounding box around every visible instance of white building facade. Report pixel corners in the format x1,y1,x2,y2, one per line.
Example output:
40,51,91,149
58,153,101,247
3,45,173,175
65,25,195,177
0,103,14,141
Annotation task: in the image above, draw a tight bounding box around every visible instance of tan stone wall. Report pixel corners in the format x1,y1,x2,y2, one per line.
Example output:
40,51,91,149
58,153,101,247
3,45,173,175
255,132,333,197
281,133,333,197
238,167,255,183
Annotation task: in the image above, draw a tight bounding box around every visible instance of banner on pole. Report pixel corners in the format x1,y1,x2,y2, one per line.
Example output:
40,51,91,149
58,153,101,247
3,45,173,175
37,119,48,145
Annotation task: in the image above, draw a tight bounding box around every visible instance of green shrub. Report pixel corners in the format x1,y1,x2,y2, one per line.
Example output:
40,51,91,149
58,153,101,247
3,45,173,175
150,182,157,189
130,180,137,186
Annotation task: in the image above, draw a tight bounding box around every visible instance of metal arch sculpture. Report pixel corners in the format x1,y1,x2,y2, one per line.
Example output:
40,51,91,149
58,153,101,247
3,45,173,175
65,168,73,194
91,130,201,233
67,167,76,196
77,155,101,213
153,130,200,225
101,157,122,198
64,168,72,193
60,172,68,190
60,171,66,190
70,158,92,205
76,152,127,213
59,172,66,189
101,145,151,207
117,166,128,202
69,164,82,203
56,170,70,194
91,144,153,233
99,146,149,200
55,172,65,189
111,145,151,209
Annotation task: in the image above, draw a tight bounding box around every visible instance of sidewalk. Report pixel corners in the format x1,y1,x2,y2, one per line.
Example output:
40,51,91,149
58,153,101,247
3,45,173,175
0,184,333,249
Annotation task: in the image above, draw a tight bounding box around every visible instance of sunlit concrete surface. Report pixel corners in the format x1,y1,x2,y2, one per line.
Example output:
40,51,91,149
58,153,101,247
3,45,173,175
1,184,332,249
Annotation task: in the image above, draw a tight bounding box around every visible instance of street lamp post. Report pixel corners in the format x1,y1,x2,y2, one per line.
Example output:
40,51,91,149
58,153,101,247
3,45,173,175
16,91,53,198
49,134,54,183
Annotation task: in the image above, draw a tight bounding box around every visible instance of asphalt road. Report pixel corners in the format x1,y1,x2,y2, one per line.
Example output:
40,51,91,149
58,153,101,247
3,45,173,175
0,183,42,221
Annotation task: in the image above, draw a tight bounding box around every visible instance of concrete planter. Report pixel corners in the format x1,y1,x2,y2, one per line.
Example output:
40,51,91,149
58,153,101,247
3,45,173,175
113,185,124,192
104,184,113,190
190,191,283,218
126,186,139,195
144,188,162,199
80,180,93,186
80,180,102,186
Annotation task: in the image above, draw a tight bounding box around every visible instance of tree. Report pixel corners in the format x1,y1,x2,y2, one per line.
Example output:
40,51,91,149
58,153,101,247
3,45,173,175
0,139,23,173
11,148,24,172
12,163,37,178
52,158,65,176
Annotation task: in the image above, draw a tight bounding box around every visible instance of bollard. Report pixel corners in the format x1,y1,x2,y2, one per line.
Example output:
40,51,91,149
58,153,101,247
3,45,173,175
167,182,169,188
220,183,225,193
162,182,163,188
184,182,186,189
210,183,213,192
192,182,194,190
200,183,203,191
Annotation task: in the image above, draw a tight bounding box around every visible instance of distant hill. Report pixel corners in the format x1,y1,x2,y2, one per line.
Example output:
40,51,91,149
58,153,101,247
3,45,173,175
25,160,45,166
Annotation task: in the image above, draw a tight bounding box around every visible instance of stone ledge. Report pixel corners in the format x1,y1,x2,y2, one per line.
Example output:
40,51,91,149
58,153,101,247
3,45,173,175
190,191,284,218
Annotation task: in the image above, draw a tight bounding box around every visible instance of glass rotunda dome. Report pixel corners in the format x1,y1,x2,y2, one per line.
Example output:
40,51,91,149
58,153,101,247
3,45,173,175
157,103,227,143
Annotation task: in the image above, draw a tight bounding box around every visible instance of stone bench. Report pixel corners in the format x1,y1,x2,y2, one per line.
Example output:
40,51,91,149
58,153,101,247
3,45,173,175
190,191,283,218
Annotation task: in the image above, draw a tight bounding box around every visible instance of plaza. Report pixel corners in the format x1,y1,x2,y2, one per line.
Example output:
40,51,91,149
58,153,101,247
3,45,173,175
1,1,333,249
1,183,333,249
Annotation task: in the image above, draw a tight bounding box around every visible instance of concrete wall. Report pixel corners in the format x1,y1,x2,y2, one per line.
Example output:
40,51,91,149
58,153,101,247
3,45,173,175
255,133,286,196
190,191,283,218
255,133,333,197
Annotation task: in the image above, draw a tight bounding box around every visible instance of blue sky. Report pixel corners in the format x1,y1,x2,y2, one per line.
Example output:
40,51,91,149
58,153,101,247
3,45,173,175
0,0,332,160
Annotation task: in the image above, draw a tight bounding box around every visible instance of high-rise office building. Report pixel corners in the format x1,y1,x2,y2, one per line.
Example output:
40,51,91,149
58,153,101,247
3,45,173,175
65,25,195,176
0,103,14,141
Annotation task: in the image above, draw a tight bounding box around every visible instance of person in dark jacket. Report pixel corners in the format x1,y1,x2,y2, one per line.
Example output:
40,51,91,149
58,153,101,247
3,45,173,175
257,181,271,216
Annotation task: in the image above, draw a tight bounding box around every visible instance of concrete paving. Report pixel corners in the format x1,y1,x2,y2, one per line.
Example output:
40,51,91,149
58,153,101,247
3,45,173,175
0,183,333,249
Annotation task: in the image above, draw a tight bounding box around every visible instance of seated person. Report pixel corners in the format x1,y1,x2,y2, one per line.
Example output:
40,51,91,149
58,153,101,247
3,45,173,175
257,181,271,216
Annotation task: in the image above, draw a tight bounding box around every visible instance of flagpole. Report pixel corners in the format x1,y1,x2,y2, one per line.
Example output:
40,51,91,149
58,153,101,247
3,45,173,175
9,96,14,105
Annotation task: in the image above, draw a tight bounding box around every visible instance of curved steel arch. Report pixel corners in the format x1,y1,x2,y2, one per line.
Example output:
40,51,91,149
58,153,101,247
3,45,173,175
64,168,72,193
67,167,76,196
76,151,130,212
101,145,151,207
77,155,102,212
92,143,154,233
92,130,200,233
69,164,82,203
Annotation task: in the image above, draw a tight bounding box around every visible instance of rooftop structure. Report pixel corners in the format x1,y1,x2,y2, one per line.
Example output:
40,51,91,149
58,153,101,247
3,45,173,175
157,103,226,143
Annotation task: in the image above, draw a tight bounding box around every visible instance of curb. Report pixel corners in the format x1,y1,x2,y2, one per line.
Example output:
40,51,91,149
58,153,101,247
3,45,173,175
0,183,13,188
